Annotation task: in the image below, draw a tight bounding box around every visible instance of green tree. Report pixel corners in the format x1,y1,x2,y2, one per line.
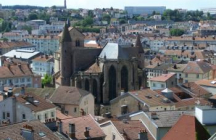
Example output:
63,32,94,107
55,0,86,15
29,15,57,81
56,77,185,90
82,16,93,27
28,13,38,20
22,25,32,34
88,10,94,18
170,29,185,36
119,19,126,24
42,74,52,87
102,14,111,23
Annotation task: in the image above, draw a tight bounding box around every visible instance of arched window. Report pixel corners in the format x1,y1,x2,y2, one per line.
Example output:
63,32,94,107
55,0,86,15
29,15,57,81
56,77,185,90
85,79,89,91
76,40,80,47
121,66,128,92
109,66,116,100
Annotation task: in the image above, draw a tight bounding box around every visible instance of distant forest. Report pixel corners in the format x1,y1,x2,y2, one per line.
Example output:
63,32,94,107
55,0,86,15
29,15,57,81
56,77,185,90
2,5,46,10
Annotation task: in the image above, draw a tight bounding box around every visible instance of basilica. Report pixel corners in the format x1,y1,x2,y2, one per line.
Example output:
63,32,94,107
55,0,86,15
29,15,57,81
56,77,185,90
54,25,146,104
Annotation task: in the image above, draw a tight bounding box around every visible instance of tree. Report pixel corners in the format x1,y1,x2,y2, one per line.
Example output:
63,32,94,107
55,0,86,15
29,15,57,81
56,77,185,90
88,10,94,18
102,14,111,23
82,16,93,27
42,74,52,87
119,19,126,24
170,29,185,36
22,25,32,34
28,13,38,20
110,7,113,10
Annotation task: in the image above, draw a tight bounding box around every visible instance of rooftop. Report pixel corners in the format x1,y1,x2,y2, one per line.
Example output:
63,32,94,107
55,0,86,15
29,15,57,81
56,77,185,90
150,73,175,82
4,49,40,60
50,86,91,105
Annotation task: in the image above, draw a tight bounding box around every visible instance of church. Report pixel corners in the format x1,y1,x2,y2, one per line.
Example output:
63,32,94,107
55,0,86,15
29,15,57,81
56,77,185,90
54,24,146,104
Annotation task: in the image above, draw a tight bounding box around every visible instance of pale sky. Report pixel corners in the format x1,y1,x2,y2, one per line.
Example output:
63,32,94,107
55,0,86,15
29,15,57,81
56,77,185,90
1,0,216,10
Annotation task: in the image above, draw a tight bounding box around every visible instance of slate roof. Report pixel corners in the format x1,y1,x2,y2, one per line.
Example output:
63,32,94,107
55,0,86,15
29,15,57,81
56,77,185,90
0,120,59,140
16,93,56,112
183,61,212,74
13,87,56,99
60,114,106,139
50,86,91,105
99,43,129,60
162,115,211,140
61,24,72,42
145,111,194,127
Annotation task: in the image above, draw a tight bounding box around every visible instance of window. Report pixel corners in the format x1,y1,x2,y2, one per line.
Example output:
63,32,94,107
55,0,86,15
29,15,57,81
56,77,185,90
74,108,77,113
75,40,80,47
7,112,10,118
161,84,164,88
171,82,174,85
112,134,116,140
51,112,54,117
185,80,188,83
21,78,25,83
185,74,188,78
2,112,5,119
27,78,31,82
45,113,48,119
38,115,41,120
196,74,199,78
153,83,156,87
22,114,26,120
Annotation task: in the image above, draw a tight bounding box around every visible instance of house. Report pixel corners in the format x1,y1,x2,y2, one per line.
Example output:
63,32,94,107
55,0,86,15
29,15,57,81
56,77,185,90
149,73,176,90
100,120,154,140
195,79,216,95
110,89,175,117
146,63,173,87
0,120,59,140
50,86,95,117
130,111,194,140
183,60,213,83
31,55,54,77
162,115,210,140
0,89,56,124
57,114,106,140
167,64,187,84
0,60,41,88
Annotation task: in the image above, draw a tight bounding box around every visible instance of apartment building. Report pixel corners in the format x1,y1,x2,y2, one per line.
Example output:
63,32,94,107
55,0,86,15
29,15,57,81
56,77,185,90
25,35,59,54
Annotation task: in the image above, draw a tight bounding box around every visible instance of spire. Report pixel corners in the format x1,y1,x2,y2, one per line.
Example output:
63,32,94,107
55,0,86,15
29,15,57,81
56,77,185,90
67,19,70,27
135,34,144,53
64,0,67,9
61,24,72,42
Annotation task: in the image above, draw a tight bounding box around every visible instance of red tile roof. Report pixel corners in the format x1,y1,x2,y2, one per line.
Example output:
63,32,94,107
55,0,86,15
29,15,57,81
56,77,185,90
60,114,106,139
162,115,210,140
150,73,175,82
112,120,154,140
0,64,34,78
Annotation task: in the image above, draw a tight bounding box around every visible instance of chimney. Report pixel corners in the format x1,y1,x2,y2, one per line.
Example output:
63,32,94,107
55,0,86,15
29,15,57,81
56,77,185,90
58,121,63,133
21,86,25,95
21,124,34,140
84,127,90,138
18,63,21,69
138,130,148,140
173,64,177,69
7,87,13,97
69,123,76,139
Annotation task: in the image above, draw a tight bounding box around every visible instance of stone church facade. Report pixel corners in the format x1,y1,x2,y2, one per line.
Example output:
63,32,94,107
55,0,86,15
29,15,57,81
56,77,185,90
54,25,146,104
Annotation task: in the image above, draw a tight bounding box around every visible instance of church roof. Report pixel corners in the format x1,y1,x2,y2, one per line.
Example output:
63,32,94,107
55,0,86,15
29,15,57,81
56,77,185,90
99,43,129,60
61,24,72,42
85,62,102,73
